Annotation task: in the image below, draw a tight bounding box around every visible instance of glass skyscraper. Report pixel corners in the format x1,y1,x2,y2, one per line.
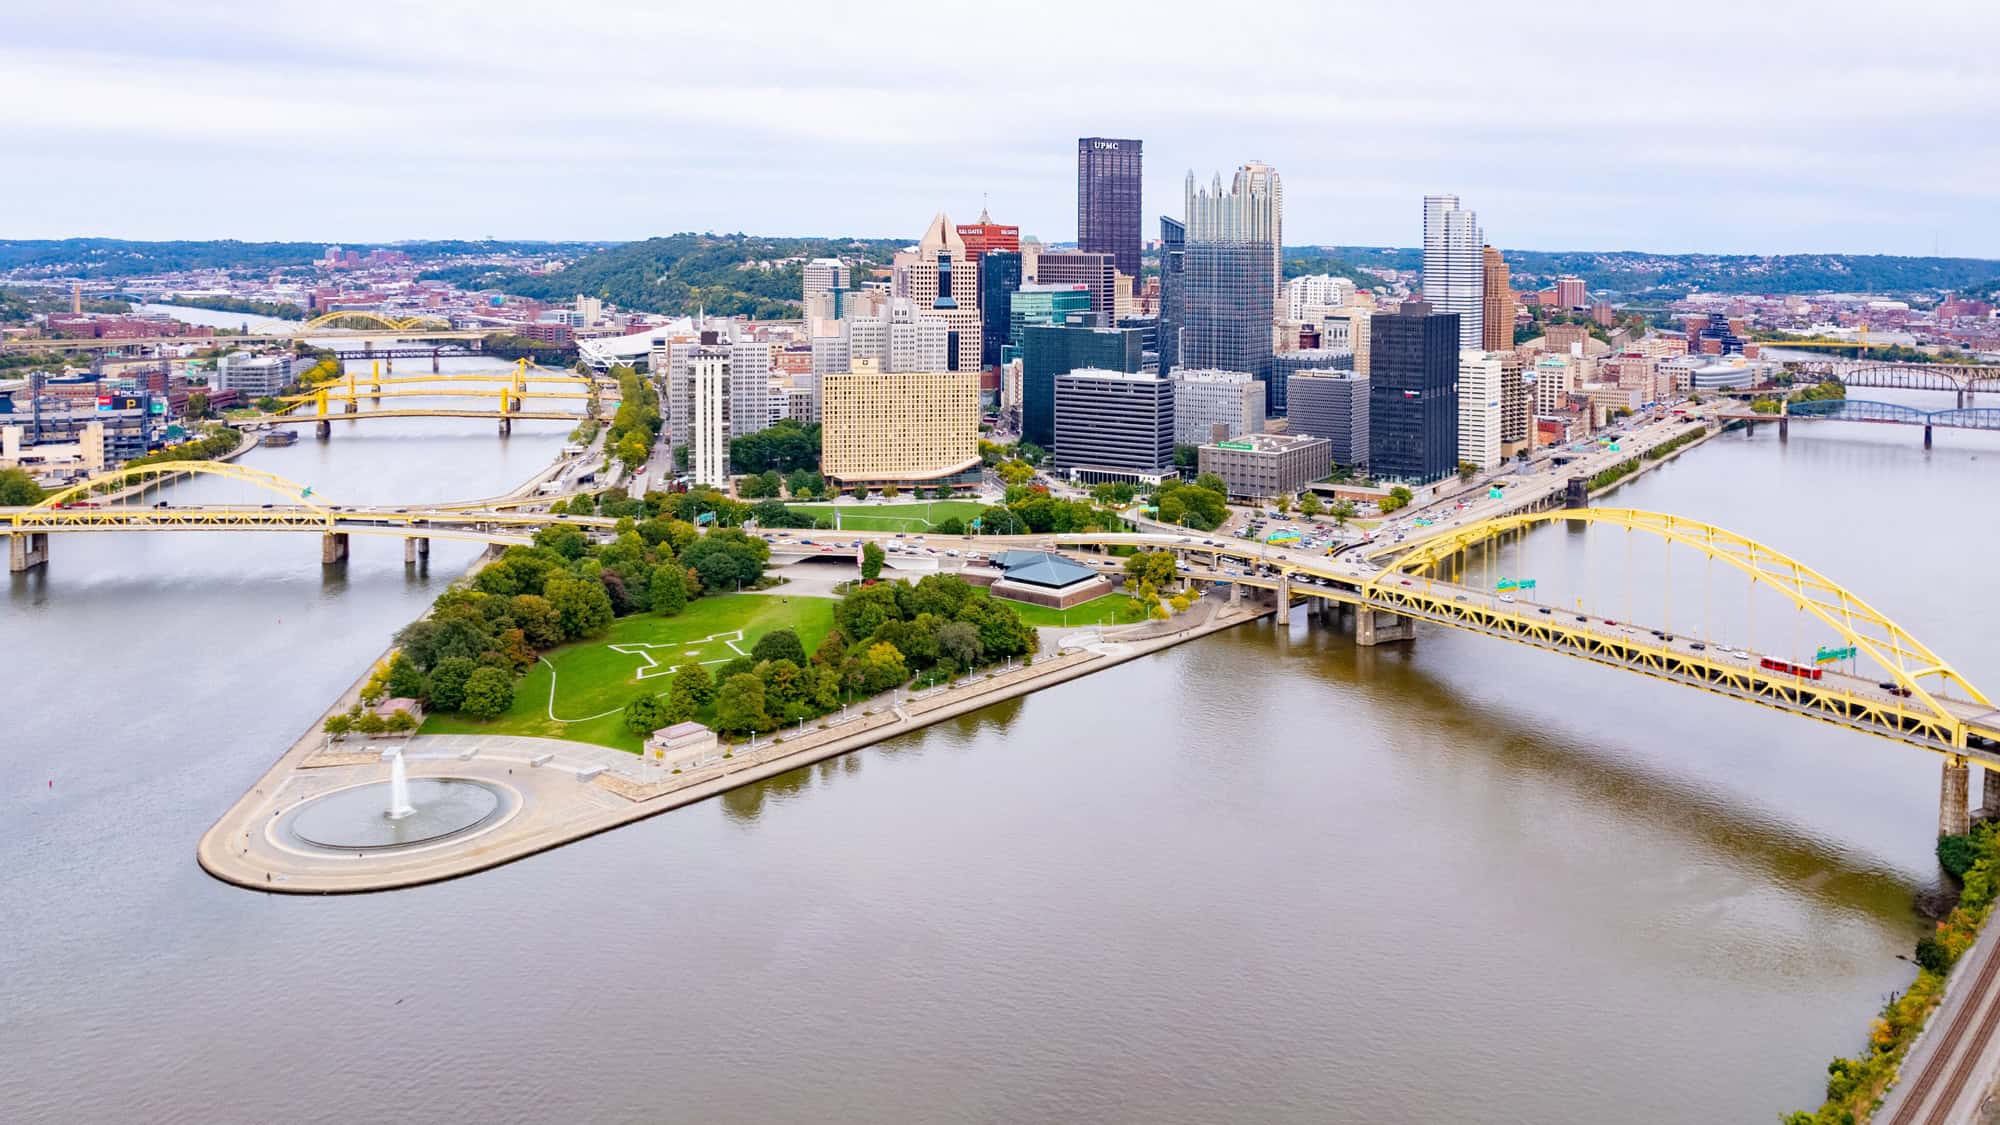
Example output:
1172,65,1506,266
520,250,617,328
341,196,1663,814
1077,137,1143,278
1367,302,1460,483
1157,216,1185,375
1020,324,1144,450
1181,172,1275,395
978,251,1023,370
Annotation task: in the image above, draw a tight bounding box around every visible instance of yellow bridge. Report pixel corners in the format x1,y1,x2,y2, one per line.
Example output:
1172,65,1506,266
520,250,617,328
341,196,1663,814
249,362,611,435
9,467,1997,832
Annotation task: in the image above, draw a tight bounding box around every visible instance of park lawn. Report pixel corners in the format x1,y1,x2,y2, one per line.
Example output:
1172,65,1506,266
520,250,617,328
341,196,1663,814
419,593,836,753
784,499,988,532
1008,592,1149,628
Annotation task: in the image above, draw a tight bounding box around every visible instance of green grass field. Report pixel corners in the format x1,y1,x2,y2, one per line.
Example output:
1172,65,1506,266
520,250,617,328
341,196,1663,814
1007,592,1149,628
421,594,836,752
784,500,988,532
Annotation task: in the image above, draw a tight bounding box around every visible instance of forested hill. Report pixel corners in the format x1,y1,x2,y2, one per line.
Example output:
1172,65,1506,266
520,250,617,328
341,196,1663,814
419,233,905,320
1310,245,2000,298
0,239,602,278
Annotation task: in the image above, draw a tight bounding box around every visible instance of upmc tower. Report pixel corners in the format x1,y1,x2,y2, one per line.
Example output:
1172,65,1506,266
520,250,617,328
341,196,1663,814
1077,137,1142,279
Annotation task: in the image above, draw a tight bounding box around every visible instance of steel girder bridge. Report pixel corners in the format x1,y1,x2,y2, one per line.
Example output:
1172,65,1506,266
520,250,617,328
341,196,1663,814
1784,359,2000,399
1720,398,2000,447
3,462,616,571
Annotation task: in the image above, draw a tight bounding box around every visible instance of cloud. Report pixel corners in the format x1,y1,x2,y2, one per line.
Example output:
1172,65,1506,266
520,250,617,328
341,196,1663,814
3,0,1997,254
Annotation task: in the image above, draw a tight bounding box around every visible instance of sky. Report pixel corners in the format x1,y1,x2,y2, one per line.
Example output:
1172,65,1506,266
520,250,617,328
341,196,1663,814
5,0,1999,256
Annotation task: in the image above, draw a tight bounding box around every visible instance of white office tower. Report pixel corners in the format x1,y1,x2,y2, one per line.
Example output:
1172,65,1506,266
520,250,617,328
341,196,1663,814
803,257,850,304
1234,161,1284,302
1423,195,1484,352
728,340,771,438
841,298,947,374
1286,274,1356,321
686,347,732,488
1458,349,1504,470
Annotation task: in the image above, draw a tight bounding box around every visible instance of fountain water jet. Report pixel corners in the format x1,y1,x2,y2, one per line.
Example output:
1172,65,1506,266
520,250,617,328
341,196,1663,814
382,748,416,820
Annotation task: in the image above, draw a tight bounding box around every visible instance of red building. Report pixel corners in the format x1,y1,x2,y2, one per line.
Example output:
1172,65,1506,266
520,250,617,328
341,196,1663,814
955,207,1019,263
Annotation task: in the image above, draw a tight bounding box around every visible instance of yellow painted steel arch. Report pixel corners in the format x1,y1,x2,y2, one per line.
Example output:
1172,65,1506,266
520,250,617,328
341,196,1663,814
1364,507,1990,724
29,461,330,512
300,311,452,331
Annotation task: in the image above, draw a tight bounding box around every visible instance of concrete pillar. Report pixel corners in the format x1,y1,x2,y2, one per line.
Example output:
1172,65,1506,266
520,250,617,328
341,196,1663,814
404,537,418,564
1941,756,1970,839
1564,476,1589,509
433,350,442,373
1275,573,1291,625
343,400,358,414
321,532,349,566
315,420,330,440
9,532,50,573
498,417,512,437
1983,766,2000,821
1924,422,1934,450
1777,416,1789,442
1229,580,1241,606
416,536,429,560
1356,609,1417,647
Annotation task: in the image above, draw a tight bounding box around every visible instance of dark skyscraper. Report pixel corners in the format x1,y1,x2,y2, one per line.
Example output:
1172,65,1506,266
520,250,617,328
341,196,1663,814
1077,137,1143,278
1368,301,1460,483
1021,324,1144,450
1182,241,1274,386
1157,216,1185,374
979,250,1023,370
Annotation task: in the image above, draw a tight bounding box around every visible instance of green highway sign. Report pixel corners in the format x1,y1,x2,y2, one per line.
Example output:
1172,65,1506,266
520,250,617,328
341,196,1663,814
696,511,715,526
1495,577,1536,591
1814,645,1857,665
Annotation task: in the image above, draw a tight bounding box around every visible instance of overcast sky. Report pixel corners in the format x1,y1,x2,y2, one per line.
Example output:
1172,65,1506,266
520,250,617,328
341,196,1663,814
5,0,1997,256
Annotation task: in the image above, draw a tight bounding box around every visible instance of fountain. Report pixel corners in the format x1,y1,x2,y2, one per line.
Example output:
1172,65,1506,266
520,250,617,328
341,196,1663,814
384,748,415,820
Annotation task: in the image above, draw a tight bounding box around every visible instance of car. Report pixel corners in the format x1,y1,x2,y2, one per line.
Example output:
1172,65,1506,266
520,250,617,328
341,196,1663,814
1575,615,1588,622
946,549,960,557
1604,619,1619,627
1878,681,1913,698
1399,579,1413,587
1536,607,1552,615
1689,641,1706,651
1499,594,1516,603
153,500,170,508
1453,595,1467,603
801,539,815,545
895,532,906,538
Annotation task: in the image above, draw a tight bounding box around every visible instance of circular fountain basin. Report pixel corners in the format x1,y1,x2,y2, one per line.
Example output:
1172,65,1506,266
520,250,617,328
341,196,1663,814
285,778,505,852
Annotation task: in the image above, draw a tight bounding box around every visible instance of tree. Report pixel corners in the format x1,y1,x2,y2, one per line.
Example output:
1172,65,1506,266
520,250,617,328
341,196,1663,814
1329,499,1357,528
811,629,848,669
427,656,479,711
1458,460,1479,481
184,391,212,420
0,467,45,506
882,483,900,499
861,541,885,581
751,627,807,667
1297,492,1323,518
1379,485,1414,513
1124,550,1178,591
322,713,353,738
510,594,563,649
384,709,418,734
1172,444,1199,470
650,561,687,615
545,573,615,640
937,619,983,669
995,459,1035,486
848,483,870,500
682,528,770,592
1275,494,1292,515
624,695,672,737
715,673,771,734
534,523,589,560
461,666,515,719
860,641,909,692
355,711,388,735
386,653,425,700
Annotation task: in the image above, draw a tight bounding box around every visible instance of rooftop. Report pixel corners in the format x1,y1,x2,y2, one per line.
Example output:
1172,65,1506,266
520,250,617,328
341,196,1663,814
991,550,1101,589
1201,432,1330,454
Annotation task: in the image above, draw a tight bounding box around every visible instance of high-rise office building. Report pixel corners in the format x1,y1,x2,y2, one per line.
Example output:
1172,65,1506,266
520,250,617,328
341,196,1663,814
1077,137,1143,278
1287,369,1369,469
803,258,850,305
1368,301,1460,483
1534,354,1573,415
1556,275,1587,309
1272,347,1355,418
821,365,981,491
979,251,1023,370
1422,195,1484,352
1156,216,1186,375
1169,368,1263,446
1481,246,1514,352
1032,252,1116,328
681,344,732,488
664,325,771,464
955,208,1019,263
1052,368,1174,482
1458,350,1504,471
1020,324,1145,449
1498,351,1529,454
1182,171,1276,395
1233,161,1284,302
1286,274,1356,321
895,212,982,373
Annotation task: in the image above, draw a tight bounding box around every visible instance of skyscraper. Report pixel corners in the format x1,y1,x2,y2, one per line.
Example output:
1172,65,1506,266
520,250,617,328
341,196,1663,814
1422,195,1484,352
1458,349,1503,471
1233,161,1284,302
1021,324,1145,449
1481,245,1514,352
895,212,982,373
979,250,1023,370
956,208,1019,263
1182,171,1276,398
1156,216,1186,374
1077,137,1143,278
1368,301,1460,483
1052,369,1174,482
1032,251,1116,327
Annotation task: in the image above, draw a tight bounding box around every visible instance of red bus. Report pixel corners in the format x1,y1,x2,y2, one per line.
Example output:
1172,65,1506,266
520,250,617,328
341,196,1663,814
1759,657,1824,681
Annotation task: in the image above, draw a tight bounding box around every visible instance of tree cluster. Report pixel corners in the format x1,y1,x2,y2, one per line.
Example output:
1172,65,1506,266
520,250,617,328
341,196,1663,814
1155,476,1229,530
729,419,820,474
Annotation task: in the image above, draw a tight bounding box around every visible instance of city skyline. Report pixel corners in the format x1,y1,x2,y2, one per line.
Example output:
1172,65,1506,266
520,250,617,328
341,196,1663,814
6,1,1999,256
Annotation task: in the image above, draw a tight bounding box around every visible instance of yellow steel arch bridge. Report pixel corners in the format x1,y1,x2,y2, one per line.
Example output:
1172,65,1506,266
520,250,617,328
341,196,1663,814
299,311,455,332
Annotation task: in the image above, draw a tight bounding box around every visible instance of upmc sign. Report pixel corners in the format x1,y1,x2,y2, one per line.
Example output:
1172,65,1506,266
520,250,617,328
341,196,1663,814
1093,140,1120,150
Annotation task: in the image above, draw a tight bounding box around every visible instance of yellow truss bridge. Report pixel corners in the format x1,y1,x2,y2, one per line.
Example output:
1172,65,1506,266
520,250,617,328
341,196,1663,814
299,311,455,332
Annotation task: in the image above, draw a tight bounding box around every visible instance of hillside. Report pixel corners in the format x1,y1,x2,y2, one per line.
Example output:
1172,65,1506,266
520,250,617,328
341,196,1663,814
1320,246,2000,298
0,239,604,278
419,233,905,320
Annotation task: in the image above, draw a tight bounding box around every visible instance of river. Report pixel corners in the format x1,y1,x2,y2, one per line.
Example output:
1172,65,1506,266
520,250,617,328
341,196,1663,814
3,383,1995,1123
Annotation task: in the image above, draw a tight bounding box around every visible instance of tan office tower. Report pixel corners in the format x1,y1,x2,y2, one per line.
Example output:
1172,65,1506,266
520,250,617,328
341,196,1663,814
894,212,984,373
1482,246,1514,352
820,364,980,490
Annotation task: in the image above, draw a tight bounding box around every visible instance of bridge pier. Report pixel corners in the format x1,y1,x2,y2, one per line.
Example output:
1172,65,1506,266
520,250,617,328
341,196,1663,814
1354,608,1416,647
321,532,349,566
1982,766,2000,822
432,350,441,373
9,532,49,573
1275,574,1292,626
1228,579,1241,607
315,420,331,441
498,417,512,437
1924,422,1934,449
1778,416,1788,442
1942,756,1970,839
1564,476,1589,509
403,536,430,565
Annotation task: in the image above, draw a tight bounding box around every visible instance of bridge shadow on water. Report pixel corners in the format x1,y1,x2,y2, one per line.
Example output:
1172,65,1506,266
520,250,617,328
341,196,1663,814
1244,615,1940,922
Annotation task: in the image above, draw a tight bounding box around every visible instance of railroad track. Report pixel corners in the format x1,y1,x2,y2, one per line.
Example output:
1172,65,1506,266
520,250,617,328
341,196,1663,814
1887,928,2000,1124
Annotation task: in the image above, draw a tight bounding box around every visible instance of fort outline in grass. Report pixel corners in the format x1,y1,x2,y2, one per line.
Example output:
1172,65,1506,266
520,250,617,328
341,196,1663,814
607,628,749,679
